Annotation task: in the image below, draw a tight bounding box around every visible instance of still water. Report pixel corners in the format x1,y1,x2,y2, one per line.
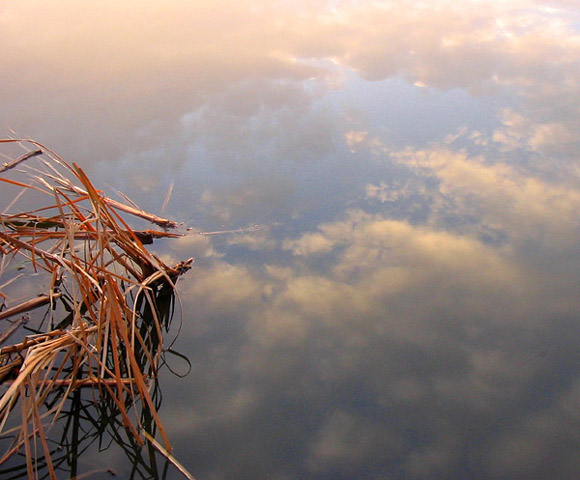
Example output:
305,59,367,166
2,1,580,478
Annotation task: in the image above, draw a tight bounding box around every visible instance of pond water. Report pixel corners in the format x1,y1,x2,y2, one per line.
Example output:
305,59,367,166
2,1,580,479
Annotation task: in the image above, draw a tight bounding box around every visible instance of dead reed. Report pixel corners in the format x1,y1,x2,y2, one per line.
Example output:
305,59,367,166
0,139,194,479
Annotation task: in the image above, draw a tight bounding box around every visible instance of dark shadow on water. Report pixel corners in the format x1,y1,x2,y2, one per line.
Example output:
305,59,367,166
0,360,182,480
0,265,192,480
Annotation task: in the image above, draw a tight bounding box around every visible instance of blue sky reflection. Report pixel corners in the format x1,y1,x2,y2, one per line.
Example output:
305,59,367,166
2,0,580,478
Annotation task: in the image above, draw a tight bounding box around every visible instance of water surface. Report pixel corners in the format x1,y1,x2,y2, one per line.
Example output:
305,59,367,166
2,1,580,478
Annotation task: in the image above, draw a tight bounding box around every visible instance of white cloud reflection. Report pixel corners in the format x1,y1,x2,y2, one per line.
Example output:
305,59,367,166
3,0,580,478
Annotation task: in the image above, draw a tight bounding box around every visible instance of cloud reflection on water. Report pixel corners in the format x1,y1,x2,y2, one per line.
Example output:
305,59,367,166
3,0,580,478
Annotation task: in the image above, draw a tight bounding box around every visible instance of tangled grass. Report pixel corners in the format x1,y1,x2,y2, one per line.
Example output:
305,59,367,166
0,139,194,479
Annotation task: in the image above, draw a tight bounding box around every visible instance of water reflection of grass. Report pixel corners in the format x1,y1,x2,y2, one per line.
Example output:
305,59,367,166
0,140,195,479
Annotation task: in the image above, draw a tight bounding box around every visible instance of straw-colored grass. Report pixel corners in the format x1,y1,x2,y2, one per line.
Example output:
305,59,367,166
0,139,195,479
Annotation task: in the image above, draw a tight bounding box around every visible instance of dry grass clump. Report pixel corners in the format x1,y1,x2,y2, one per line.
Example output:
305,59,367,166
0,139,194,478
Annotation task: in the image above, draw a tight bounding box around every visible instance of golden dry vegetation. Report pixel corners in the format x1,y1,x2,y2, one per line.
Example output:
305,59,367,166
0,139,194,479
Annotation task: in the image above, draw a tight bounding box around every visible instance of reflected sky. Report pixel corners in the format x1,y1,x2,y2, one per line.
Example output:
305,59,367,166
3,0,580,478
